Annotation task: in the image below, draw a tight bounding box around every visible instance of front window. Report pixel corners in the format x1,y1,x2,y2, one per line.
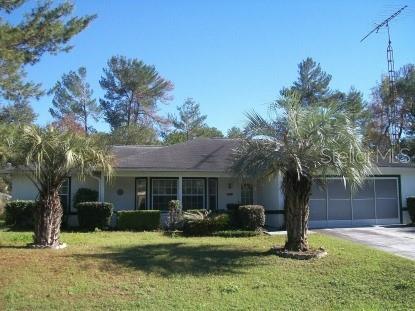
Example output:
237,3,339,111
182,179,205,210
136,178,147,210
208,178,218,210
152,179,177,210
59,178,70,213
241,183,253,205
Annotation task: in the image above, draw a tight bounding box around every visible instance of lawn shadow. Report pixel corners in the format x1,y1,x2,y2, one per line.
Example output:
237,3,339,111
72,242,270,276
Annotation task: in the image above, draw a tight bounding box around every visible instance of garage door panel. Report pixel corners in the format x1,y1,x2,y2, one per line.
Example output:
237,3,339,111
328,200,352,220
309,200,326,221
353,199,375,219
328,179,351,199
311,182,325,199
354,180,374,199
376,198,399,219
375,179,398,198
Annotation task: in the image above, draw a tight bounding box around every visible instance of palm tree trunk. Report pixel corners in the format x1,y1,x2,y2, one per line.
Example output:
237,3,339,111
283,171,312,251
33,188,63,247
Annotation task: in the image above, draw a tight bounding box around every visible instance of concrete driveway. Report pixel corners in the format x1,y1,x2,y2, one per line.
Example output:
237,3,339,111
319,225,415,260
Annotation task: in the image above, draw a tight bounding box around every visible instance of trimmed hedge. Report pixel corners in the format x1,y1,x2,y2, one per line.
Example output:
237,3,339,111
407,197,415,223
76,202,113,230
117,210,161,231
238,205,265,230
5,200,36,228
182,211,230,236
73,188,98,207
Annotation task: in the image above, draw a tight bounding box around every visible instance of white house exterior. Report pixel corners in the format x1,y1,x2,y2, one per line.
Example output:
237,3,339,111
5,138,414,229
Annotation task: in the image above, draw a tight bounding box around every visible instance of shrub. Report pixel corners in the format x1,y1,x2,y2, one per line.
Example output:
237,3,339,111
73,188,99,207
76,202,113,230
211,212,230,231
185,209,207,213
238,205,265,230
212,230,262,238
226,203,240,228
5,200,36,228
168,200,183,230
226,203,240,211
182,210,230,236
407,197,415,223
117,210,161,231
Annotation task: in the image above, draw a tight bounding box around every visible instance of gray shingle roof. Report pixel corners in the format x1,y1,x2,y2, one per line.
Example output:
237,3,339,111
111,138,239,171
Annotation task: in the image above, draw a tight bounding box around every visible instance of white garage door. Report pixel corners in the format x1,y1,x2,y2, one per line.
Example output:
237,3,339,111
309,177,400,228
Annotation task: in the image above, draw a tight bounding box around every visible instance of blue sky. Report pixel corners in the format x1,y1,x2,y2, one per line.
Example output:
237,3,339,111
16,1,415,133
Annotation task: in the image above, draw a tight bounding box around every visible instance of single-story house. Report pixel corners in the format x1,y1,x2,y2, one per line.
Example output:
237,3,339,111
4,138,414,228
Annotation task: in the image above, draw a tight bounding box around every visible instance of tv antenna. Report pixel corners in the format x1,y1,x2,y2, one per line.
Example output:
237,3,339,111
361,5,408,147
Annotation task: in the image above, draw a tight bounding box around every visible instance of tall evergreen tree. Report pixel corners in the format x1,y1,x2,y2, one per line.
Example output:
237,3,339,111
169,98,207,141
0,1,96,104
49,67,100,134
109,124,159,145
0,99,37,124
99,56,173,130
283,57,332,106
282,58,368,128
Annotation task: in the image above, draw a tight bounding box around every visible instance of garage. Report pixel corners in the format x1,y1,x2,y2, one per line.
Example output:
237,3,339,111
309,177,401,228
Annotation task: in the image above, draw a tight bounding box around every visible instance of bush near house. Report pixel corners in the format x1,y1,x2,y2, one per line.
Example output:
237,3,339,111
185,209,207,213
4,200,36,229
182,210,230,236
226,203,240,227
238,205,265,230
73,188,99,207
117,210,161,231
76,202,113,230
407,197,415,223
0,200,5,220
211,230,262,237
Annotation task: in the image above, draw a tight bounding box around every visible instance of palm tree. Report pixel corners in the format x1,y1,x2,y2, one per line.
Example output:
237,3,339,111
232,92,372,251
12,126,112,248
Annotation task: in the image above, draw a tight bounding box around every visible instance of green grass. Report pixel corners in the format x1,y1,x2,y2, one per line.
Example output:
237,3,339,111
1,229,414,310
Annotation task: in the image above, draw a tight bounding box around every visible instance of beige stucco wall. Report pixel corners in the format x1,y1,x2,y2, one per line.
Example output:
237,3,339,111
256,174,284,229
104,176,135,211
10,174,38,200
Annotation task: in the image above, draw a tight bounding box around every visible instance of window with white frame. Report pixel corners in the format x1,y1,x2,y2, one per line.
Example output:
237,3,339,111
182,178,205,210
241,183,253,205
152,179,177,210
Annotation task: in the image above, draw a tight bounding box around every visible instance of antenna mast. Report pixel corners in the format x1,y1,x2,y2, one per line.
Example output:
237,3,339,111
361,5,407,147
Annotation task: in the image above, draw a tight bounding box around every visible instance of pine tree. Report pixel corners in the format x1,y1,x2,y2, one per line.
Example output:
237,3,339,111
0,1,96,104
288,57,332,106
99,56,173,130
169,98,207,141
49,67,100,134
0,99,37,124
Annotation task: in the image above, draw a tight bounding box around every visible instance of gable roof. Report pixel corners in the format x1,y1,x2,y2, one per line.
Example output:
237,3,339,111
111,138,239,172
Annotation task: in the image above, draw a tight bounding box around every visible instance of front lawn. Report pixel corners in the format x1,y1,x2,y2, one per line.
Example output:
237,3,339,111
0,228,414,310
